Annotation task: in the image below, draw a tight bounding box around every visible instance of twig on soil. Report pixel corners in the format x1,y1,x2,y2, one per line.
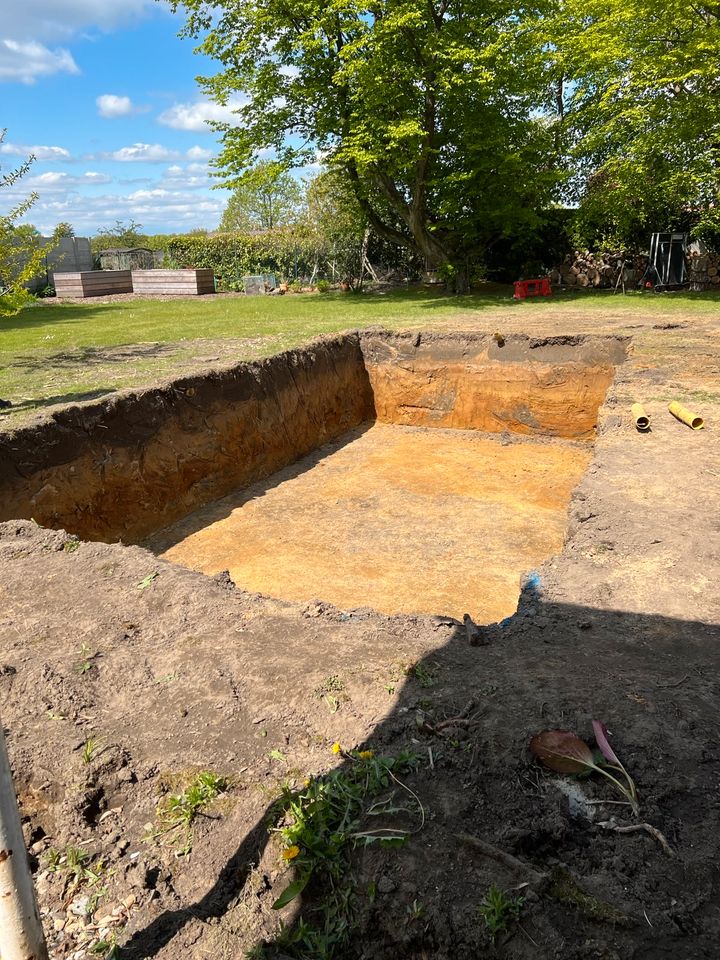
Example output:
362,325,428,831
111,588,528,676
599,821,675,857
434,698,477,730
655,675,689,689
456,833,548,890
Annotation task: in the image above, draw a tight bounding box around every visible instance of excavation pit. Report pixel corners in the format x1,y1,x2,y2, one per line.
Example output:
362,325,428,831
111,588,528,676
0,330,627,621
152,423,592,622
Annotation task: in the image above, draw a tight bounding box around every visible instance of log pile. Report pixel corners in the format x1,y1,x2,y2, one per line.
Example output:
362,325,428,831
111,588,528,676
550,251,648,289
688,249,719,291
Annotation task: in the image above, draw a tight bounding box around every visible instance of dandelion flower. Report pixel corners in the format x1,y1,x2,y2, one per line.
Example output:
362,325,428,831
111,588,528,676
282,845,300,861
358,750,374,760
332,742,342,754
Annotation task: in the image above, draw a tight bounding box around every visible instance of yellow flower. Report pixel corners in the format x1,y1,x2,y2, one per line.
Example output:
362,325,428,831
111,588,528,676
332,742,342,754
358,750,374,760
282,845,300,861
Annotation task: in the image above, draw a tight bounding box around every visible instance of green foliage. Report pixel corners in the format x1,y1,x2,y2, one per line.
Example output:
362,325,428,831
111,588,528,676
478,885,525,942
153,770,229,854
45,846,105,886
0,131,48,317
271,750,420,958
557,0,720,248
55,222,75,238
92,219,147,253
166,229,322,285
171,0,565,289
315,279,331,293
219,160,304,231
303,169,368,284
163,770,228,828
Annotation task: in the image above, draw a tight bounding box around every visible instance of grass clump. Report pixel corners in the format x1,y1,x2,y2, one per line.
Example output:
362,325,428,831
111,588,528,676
269,748,421,959
478,884,524,942
151,770,230,855
45,845,105,888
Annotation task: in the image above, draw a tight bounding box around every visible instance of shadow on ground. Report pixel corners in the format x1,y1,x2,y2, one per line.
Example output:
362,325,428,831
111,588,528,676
119,588,720,959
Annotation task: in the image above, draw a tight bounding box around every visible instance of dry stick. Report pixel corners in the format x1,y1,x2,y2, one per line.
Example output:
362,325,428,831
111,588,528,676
457,833,548,890
602,822,675,858
432,699,478,733
655,675,689,689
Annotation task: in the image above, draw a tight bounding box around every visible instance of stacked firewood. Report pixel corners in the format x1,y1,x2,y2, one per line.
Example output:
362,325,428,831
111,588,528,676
550,251,648,289
688,249,720,291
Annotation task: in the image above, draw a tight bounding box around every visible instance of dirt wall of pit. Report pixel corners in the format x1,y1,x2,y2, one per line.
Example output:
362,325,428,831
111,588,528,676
360,331,628,439
0,335,374,543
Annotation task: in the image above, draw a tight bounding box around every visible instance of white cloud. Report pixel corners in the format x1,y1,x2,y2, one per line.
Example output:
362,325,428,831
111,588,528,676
4,2,155,43
0,39,79,83
96,143,213,164
186,145,213,161
96,94,142,118
1,1,157,83
29,171,112,188
157,97,246,132
104,143,182,163
5,179,228,234
161,162,214,190
0,142,72,162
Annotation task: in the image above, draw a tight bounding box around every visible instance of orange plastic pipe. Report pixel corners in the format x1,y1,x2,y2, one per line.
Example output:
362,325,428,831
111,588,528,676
669,401,704,430
631,403,650,431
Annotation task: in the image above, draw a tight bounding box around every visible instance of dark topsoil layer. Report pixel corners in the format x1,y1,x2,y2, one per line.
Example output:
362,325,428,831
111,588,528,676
1,320,720,959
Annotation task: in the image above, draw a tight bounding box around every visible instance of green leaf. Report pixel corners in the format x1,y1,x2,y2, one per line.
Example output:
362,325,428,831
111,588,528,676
272,872,311,910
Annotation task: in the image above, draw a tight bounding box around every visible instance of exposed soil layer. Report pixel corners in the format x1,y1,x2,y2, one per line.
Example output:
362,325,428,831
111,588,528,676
0,331,624,546
154,423,592,621
363,331,626,439
1,314,720,960
0,336,373,543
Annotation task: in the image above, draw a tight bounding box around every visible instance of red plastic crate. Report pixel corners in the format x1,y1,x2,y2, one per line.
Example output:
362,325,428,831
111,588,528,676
513,278,552,299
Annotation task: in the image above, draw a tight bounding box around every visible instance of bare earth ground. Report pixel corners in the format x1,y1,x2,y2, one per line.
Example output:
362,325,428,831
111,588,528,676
152,423,591,623
1,303,720,959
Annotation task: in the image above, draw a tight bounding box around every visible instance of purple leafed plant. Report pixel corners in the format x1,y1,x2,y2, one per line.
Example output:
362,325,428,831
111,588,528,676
530,722,639,816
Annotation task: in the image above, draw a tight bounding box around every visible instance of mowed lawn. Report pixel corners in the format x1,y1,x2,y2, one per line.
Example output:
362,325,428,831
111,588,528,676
1,286,718,428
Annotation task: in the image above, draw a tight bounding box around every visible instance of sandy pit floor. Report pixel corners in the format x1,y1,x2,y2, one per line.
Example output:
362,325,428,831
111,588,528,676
153,423,592,621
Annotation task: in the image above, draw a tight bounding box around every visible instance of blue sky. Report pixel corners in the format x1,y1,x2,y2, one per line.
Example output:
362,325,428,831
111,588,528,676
0,1,247,236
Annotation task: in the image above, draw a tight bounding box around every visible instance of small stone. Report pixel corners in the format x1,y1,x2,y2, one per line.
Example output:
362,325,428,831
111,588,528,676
53,918,66,932
69,895,90,917
377,875,396,894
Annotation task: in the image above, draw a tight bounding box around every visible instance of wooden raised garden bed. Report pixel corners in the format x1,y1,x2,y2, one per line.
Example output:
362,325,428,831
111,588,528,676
131,269,215,296
54,270,133,298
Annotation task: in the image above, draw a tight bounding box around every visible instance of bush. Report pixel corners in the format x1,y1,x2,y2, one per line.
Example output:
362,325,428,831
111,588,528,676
315,279,331,293
166,229,321,286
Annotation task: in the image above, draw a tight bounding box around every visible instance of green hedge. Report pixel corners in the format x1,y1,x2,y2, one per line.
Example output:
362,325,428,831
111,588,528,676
166,230,324,289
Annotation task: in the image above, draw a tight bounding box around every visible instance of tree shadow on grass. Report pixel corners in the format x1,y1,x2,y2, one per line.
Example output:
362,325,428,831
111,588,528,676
0,388,119,419
8,343,176,371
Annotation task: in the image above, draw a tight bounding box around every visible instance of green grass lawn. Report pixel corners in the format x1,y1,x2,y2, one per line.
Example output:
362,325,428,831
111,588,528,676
1,285,718,427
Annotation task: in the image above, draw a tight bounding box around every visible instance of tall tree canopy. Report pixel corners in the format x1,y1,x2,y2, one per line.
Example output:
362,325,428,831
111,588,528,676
558,0,720,247
172,0,563,289
218,160,304,231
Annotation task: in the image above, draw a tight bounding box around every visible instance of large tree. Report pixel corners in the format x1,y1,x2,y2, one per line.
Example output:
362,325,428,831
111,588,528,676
171,0,563,290
219,159,304,231
558,0,720,247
